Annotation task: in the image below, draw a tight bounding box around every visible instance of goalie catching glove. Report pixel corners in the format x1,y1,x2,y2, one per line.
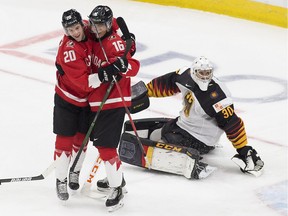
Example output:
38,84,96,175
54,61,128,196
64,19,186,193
232,146,264,177
98,57,128,83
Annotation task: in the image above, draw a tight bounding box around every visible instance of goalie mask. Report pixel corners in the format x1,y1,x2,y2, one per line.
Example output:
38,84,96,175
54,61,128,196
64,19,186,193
190,56,213,91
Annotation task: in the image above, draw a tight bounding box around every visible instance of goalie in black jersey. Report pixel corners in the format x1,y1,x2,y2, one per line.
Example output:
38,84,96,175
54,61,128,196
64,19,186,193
118,56,264,179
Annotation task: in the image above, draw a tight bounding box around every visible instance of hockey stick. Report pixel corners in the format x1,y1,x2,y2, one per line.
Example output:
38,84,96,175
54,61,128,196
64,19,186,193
80,155,107,198
81,156,102,192
115,17,150,168
69,80,115,173
0,161,55,185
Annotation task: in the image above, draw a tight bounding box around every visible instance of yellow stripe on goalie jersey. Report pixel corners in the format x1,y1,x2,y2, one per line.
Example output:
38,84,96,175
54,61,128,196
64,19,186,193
147,83,175,97
228,127,248,149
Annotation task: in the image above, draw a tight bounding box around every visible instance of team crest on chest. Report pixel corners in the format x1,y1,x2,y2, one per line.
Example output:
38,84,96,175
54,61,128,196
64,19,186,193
66,40,75,48
210,91,218,99
108,35,116,40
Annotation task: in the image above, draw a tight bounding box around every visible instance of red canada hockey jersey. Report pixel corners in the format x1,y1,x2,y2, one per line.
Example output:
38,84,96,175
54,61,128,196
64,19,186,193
88,32,140,111
55,31,93,107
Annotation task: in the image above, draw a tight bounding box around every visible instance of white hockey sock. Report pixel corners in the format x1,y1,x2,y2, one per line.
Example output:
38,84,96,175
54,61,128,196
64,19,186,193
104,156,123,188
55,150,71,181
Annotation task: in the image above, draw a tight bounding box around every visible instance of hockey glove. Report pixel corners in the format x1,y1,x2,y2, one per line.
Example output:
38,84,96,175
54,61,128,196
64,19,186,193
98,57,128,83
231,146,264,177
121,33,136,57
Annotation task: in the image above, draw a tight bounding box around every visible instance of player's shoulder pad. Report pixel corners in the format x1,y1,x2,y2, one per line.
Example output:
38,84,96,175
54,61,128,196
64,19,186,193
175,67,195,90
176,66,190,75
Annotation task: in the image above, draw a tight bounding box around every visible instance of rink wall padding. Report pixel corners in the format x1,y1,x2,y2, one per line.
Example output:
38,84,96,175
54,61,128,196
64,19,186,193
133,0,287,28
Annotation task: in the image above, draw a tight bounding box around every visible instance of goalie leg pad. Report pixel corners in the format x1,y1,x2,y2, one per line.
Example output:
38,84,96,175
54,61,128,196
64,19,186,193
148,147,196,178
119,133,206,179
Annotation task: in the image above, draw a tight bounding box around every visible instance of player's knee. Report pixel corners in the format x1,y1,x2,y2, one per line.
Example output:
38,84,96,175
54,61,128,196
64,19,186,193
55,135,74,152
73,132,86,146
97,147,118,161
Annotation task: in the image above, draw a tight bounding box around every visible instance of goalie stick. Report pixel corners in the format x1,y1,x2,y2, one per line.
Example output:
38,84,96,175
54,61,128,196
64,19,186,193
0,161,55,185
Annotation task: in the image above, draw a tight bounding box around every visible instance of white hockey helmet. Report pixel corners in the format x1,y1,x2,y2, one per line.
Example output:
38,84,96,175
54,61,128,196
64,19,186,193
190,56,213,91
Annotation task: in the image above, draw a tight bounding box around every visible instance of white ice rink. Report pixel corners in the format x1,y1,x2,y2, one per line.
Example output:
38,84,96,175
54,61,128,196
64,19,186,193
0,0,287,215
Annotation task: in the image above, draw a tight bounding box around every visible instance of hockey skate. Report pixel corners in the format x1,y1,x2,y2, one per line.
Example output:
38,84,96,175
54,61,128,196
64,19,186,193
56,178,69,201
97,177,127,193
69,171,80,190
192,161,217,179
106,186,124,212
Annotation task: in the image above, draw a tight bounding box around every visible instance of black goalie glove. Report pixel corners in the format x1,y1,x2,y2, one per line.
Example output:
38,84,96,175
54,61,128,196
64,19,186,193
231,146,264,177
98,57,128,83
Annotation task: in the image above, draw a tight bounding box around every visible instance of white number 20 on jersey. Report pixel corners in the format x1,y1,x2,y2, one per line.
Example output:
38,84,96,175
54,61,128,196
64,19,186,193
64,50,76,63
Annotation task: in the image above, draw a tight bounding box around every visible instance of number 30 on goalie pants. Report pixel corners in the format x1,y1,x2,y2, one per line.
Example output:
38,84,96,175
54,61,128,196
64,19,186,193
119,132,214,179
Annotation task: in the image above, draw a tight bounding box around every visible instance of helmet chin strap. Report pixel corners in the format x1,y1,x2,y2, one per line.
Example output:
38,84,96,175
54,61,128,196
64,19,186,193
191,71,210,91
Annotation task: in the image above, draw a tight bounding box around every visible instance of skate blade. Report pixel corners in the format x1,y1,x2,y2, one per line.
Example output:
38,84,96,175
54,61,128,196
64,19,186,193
81,186,128,199
97,186,128,194
107,200,124,212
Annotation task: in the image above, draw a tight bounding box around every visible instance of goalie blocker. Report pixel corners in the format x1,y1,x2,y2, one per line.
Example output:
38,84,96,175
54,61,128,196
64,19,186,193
129,81,149,114
118,118,216,179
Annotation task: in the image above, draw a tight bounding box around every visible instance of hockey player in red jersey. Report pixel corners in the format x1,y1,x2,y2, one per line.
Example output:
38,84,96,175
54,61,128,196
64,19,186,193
53,9,99,201
88,17,137,57
119,56,264,179
87,5,140,211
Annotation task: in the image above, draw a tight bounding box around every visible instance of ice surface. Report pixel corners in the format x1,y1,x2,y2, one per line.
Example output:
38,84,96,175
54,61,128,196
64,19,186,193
0,0,287,215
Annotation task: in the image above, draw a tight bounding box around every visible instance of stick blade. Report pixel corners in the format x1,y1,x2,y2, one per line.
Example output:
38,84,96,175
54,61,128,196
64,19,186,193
116,17,131,40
